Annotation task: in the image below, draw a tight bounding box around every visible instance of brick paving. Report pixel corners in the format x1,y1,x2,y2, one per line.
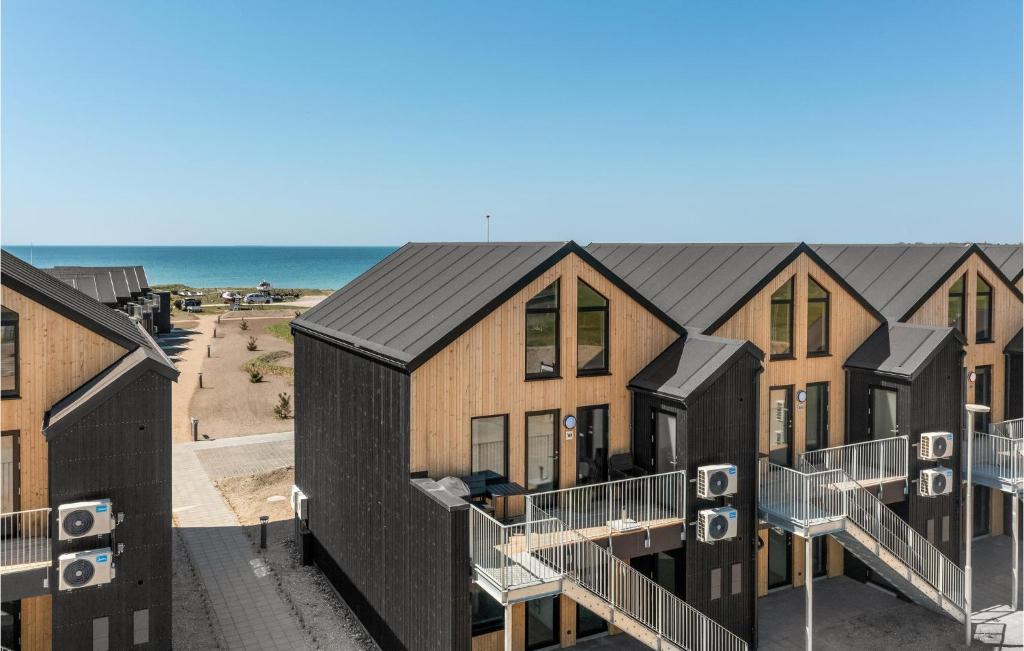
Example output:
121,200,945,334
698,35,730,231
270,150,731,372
172,436,307,650
192,430,294,479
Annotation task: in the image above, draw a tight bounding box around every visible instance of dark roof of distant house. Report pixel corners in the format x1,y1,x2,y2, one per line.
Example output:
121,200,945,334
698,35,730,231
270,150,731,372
51,265,151,297
629,333,763,402
1006,328,1023,355
845,322,964,379
979,244,1023,282
585,242,884,333
812,243,1022,321
2,250,175,372
293,241,683,369
46,269,119,305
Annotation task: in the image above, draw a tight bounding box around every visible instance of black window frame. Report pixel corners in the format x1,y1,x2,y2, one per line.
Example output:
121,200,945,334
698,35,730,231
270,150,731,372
524,280,560,380
470,414,509,478
948,274,965,334
769,277,795,360
806,276,830,357
1,307,19,399
524,408,560,492
974,365,992,432
576,279,609,376
975,273,994,343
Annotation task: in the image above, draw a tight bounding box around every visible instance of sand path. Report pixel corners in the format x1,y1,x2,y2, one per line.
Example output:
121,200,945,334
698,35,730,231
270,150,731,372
171,313,217,443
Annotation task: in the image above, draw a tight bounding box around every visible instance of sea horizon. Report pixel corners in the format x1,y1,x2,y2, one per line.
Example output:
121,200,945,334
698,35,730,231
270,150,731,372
4,244,398,290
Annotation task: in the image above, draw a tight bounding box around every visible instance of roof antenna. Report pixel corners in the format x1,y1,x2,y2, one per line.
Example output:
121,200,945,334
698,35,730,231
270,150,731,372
486,215,491,243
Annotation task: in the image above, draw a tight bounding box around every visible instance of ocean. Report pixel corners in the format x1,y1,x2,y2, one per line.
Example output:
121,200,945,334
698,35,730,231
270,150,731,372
4,245,397,290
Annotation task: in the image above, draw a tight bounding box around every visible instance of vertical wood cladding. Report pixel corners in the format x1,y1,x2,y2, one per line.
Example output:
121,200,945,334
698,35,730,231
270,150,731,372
1006,353,1022,420
48,369,173,650
631,354,761,645
295,332,471,651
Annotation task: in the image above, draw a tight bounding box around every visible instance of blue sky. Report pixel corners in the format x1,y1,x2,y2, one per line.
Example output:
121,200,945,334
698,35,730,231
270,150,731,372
2,2,1021,245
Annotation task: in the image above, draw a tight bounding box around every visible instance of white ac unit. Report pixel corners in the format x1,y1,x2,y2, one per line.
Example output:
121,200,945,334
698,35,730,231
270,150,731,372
919,432,954,460
58,548,115,590
697,507,738,543
291,485,308,521
696,464,738,499
919,467,954,497
57,499,114,540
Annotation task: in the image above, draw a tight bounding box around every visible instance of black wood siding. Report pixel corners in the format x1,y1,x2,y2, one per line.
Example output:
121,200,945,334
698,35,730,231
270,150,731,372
48,370,172,650
631,355,761,645
1006,353,1022,420
294,333,471,651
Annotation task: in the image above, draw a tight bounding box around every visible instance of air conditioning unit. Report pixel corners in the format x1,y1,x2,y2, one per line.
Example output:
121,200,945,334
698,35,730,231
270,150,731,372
919,432,954,460
697,507,738,543
57,499,114,540
291,486,308,521
58,548,115,590
697,464,738,499
919,467,954,497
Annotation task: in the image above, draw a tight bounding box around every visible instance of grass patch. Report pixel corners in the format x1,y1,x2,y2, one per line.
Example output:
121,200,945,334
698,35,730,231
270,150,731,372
266,322,294,344
243,350,294,379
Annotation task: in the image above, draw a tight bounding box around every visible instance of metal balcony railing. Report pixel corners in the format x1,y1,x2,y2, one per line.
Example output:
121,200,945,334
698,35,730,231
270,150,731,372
758,460,846,530
990,418,1024,439
470,506,562,593
799,436,909,485
971,430,1024,491
0,508,52,572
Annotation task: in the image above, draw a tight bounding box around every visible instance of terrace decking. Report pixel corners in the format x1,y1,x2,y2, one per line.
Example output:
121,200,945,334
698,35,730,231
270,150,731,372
0,535,50,575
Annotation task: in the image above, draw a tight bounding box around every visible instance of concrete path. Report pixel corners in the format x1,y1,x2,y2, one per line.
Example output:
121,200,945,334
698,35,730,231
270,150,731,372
173,436,307,650
193,431,294,479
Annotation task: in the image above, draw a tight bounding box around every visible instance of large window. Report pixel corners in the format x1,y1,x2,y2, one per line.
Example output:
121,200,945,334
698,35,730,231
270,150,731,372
1,307,18,399
770,278,794,358
577,280,608,375
525,280,559,379
471,415,508,476
948,275,965,334
976,274,993,343
806,277,829,356
471,586,504,637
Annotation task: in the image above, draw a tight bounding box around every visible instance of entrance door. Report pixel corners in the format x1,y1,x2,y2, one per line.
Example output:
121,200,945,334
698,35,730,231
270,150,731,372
974,487,990,537
805,383,829,453
1,432,18,539
767,528,792,589
1,601,20,651
811,536,828,578
769,387,793,466
870,387,899,439
526,411,559,492
653,409,679,473
975,366,992,432
577,405,609,486
525,596,560,650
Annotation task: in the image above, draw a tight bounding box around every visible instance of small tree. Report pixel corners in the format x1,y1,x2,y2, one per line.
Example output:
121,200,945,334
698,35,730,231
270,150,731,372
273,392,293,419
248,369,263,383
246,336,258,351
239,318,249,331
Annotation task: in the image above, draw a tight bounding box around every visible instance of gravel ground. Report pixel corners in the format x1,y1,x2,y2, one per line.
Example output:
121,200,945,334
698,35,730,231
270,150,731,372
215,468,378,651
172,524,223,650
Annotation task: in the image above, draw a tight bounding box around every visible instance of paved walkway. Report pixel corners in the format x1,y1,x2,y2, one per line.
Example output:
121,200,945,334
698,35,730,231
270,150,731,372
193,430,294,479
173,435,307,650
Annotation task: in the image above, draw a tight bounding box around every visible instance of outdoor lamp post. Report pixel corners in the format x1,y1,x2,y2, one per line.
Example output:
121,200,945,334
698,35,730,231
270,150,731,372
964,402,989,648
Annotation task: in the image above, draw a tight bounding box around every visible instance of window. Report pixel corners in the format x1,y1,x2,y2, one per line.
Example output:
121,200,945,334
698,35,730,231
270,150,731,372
133,609,149,645
870,387,899,439
975,365,992,432
1,307,18,398
471,415,508,477
577,280,608,375
92,616,109,651
730,562,743,595
948,275,965,334
2,432,19,514
770,278,794,358
710,567,722,600
471,586,503,637
976,274,993,343
806,277,829,355
525,280,559,379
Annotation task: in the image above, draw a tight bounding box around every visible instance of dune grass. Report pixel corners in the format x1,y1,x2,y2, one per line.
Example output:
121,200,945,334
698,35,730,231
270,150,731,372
243,350,294,379
265,322,294,344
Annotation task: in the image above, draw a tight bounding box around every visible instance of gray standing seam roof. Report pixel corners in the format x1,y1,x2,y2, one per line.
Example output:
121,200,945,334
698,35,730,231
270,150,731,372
629,333,763,402
980,244,1023,282
845,322,963,379
45,270,119,305
53,266,139,297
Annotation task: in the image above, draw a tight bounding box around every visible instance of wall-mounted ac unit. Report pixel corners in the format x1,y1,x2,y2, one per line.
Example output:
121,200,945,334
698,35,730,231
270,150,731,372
58,548,115,590
697,507,737,543
696,464,738,498
919,432,954,460
291,486,308,522
919,467,953,497
57,499,113,540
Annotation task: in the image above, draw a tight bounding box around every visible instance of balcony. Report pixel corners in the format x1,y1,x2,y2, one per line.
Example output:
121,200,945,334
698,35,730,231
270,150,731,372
970,419,1023,495
799,435,909,488
1,508,52,599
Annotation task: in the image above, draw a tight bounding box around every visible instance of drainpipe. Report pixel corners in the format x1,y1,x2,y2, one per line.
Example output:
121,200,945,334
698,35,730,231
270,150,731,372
964,403,989,647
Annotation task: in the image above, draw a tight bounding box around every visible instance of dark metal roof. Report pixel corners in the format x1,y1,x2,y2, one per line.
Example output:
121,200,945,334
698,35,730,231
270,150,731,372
629,333,763,402
2,250,175,371
52,265,140,298
1006,328,1022,355
45,270,118,305
980,244,1023,282
133,265,151,290
845,322,963,379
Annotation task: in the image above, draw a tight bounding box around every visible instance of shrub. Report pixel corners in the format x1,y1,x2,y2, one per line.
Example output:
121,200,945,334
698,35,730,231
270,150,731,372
273,392,293,419
246,336,258,351
248,369,263,383
239,318,249,331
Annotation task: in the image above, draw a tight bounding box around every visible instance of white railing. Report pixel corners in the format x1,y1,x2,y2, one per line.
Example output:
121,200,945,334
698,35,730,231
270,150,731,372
526,470,687,535
990,418,1024,439
799,436,909,485
528,503,748,651
972,431,1024,488
0,508,52,569
758,459,846,528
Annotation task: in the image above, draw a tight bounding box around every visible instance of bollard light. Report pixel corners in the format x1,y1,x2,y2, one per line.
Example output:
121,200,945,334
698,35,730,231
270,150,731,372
190,417,199,442
198,372,204,389
259,515,270,549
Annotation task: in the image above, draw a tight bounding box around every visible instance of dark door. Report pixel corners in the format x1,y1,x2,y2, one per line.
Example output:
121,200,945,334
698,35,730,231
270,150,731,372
1,601,19,651
1,432,18,539
975,366,992,432
767,528,792,589
577,405,609,486
805,383,829,453
653,409,680,473
526,411,559,492
526,596,560,650
974,487,990,536
769,387,793,466
869,387,899,439
811,536,828,578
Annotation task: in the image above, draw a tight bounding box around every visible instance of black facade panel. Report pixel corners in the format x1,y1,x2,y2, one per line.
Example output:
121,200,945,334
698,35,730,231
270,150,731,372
1006,353,1022,420
294,332,471,651
48,370,173,650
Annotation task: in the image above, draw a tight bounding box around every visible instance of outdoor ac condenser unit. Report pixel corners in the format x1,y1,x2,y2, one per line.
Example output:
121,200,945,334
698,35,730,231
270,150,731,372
919,467,954,497
919,432,954,460
57,499,114,540
697,507,737,543
58,548,115,590
291,485,308,522
696,464,738,499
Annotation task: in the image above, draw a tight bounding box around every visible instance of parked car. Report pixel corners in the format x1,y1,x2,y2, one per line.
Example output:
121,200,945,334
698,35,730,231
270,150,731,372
243,293,273,304
182,298,203,313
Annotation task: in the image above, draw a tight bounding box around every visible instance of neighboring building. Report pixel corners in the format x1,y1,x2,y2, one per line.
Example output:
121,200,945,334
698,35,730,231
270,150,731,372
1,250,177,650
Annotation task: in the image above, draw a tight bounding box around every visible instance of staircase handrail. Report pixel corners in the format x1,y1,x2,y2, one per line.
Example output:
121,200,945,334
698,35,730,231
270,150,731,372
989,418,1024,439
799,435,909,485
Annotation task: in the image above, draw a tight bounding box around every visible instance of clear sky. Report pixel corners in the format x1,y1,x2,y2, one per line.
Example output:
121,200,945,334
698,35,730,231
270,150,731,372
2,2,1021,246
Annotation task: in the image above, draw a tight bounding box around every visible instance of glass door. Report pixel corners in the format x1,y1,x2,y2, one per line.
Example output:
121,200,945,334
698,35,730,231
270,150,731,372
805,383,828,453
576,604,607,639
767,528,792,589
526,411,559,492
1,432,18,539
769,387,793,466
526,596,560,650
653,410,679,473
870,387,899,439
975,366,992,432
811,536,828,578
576,405,609,486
